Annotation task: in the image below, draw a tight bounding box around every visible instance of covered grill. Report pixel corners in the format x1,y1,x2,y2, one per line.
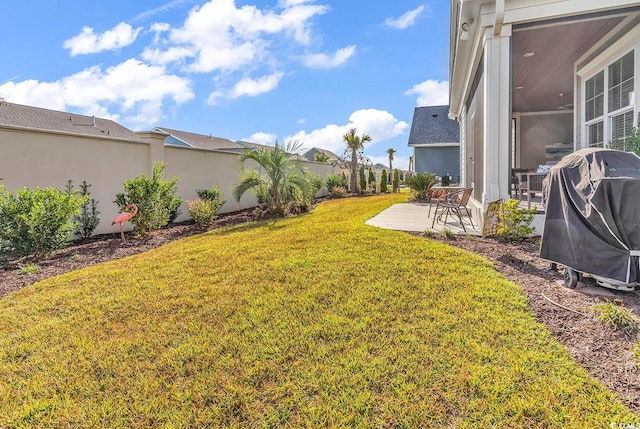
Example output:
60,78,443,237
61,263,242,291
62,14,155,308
540,148,640,290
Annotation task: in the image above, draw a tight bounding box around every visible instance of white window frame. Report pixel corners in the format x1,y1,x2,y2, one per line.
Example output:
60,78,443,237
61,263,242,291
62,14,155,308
577,25,640,150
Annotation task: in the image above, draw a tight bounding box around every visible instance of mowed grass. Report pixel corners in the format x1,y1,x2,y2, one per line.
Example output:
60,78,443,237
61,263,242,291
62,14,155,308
0,194,636,427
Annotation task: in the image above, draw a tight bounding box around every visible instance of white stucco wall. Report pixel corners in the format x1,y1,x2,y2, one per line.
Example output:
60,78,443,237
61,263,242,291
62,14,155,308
0,125,336,236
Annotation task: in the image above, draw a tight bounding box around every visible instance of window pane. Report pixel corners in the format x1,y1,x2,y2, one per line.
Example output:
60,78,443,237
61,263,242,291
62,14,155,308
588,121,604,147
610,111,634,151
609,51,634,111
585,71,604,121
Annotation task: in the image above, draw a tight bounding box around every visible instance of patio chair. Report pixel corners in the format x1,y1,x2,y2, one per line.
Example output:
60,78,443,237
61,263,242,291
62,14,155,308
519,173,546,209
431,187,475,232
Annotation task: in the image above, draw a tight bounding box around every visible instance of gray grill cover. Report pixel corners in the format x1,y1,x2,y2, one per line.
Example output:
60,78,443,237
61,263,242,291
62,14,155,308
540,148,640,284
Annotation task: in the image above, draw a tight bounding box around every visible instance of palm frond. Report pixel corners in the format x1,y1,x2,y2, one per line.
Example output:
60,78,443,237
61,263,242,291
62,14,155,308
232,171,264,203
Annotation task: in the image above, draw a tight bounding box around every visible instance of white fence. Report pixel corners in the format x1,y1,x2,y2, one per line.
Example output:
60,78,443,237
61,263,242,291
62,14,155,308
0,126,338,235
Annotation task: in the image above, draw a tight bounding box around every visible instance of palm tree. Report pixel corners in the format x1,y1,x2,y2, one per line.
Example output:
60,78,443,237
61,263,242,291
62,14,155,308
342,128,372,193
386,148,397,182
233,140,319,215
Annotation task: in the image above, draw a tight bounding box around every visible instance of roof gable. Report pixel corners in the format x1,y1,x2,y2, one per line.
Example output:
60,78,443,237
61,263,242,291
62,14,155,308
407,105,459,146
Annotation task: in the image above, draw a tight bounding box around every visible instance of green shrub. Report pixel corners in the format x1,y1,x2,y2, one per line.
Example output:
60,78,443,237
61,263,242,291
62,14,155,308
594,301,638,334
380,169,389,193
392,169,400,193
326,174,347,193
0,185,87,257
68,180,100,239
440,227,454,238
288,174,323,213
496,199,536,241
188,199,217,224
114,162,182,235
407,172,439,200
196,185,226,214
330,186,347,199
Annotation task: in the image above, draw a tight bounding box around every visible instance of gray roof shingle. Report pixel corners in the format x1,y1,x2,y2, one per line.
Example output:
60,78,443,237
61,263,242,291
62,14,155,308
407,105,459,146
153,127,242,151
0,101,139,140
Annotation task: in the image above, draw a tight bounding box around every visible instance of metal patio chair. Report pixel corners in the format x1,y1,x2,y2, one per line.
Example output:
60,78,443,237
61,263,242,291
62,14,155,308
431,187,475,232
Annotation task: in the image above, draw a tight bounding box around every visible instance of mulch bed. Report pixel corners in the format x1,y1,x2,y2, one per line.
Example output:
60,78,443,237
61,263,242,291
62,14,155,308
1,209,640,410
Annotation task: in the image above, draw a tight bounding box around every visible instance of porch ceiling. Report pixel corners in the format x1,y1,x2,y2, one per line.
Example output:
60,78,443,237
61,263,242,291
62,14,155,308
512,16,624,113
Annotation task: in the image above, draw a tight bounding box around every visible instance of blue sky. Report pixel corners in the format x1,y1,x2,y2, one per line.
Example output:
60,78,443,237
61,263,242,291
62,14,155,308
0,0,450,169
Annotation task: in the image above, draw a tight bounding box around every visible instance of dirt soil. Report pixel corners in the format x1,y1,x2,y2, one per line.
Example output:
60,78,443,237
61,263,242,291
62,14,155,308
1,209,640,411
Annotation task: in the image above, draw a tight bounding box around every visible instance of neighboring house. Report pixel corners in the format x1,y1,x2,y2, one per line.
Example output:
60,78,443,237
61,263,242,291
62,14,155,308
303,147,340,162
407,105,460,180
448,0,640,220
152,127,242,151
0,100,139,140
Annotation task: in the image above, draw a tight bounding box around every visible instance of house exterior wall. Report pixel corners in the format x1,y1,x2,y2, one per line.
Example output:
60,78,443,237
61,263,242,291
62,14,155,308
414,146,461,180
0,125,334,236
450,0,640,217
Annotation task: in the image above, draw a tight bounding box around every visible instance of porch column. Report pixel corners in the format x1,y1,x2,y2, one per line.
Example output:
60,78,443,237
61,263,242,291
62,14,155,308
482,24,512,211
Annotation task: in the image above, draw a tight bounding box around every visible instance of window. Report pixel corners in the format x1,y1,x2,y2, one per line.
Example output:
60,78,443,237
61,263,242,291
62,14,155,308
583,50,635,150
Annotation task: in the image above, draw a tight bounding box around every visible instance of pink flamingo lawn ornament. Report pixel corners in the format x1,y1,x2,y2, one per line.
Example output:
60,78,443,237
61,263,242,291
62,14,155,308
112,203,138,242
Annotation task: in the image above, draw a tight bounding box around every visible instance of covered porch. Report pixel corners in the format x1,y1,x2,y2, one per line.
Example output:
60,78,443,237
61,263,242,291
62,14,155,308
449,1,640,225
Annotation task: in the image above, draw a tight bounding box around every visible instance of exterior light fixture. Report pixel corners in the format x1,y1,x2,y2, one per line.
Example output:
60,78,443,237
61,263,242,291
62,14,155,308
460,18,474,40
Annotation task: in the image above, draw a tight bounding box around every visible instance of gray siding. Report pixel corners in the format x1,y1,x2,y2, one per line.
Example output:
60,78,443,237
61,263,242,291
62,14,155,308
415,146,460,180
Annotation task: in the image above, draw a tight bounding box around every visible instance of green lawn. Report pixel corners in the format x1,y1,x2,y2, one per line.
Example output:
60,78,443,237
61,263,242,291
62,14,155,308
0,194,636,427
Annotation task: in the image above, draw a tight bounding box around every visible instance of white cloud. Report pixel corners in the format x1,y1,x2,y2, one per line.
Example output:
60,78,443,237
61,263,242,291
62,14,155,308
302,45,356,69
146,0,329,73
244,132,277,145
64,22,142,56
284,108,408,154
230,72,284,98
404,79,449,106
384,5,426,29
207,72,284,104
0,59,194,127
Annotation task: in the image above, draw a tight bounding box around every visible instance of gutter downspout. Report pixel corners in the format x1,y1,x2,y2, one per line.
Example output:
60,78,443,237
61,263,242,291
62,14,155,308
494,0,505,35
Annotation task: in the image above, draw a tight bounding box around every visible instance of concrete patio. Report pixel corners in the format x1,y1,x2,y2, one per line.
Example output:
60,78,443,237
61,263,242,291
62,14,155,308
366,201,480,235
366,198,545,236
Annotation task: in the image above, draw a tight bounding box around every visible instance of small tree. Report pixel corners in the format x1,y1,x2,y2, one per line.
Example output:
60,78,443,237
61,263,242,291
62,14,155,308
359,165,367,193
380,169,389,193
392,169,400,192
233,141,318,216
114,162,182,235
68,180,100,239
343,128,372,194
369,167,376,192
386,148,396,183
